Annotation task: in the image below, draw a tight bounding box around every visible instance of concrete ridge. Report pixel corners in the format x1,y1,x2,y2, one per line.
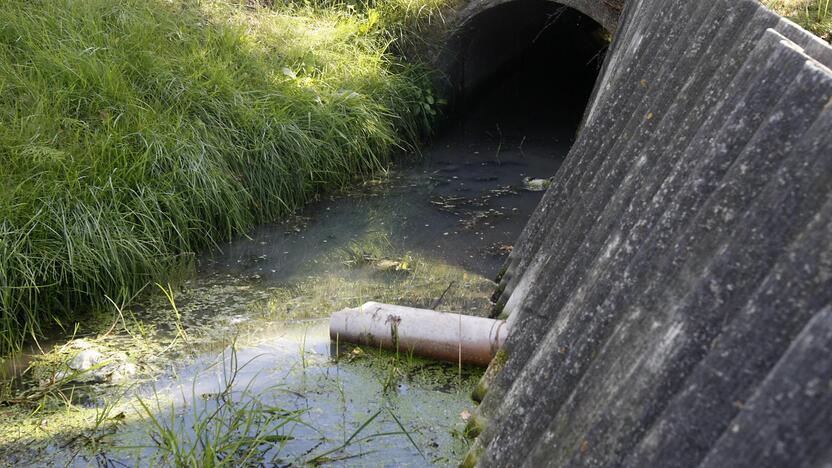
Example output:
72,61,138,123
465,0,832,466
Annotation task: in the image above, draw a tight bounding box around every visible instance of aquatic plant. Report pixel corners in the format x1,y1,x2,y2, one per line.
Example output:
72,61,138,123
306,406,425,464
137,340,431,466
0,283,482,464
137,344,308,467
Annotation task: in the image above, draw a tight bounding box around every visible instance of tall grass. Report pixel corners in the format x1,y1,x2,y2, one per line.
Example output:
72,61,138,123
0,0,442,354
763,0,832,41
292,0,461,55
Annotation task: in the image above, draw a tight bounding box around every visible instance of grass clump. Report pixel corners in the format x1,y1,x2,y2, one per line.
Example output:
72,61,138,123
763,0,832,42
0,0,444,355
137,344,307,467
285,0,461,54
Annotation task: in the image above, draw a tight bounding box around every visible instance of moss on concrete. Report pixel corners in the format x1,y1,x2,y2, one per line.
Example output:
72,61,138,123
471,347,508,402
460,439,486,468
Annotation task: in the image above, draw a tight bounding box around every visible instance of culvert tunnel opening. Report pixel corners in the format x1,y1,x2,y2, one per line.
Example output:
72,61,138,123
448,1,610,149
382,2,613,278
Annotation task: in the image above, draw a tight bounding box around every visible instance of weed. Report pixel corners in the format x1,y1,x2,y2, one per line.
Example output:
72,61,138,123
306,407,424,465
299,327,308,369
136,341,307,466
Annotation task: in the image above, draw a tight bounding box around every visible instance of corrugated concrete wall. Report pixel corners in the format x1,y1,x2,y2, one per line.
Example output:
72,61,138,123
466,0,832,466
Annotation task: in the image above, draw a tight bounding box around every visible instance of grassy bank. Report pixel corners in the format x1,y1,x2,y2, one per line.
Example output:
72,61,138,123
764,0,832,42
0,0,450,355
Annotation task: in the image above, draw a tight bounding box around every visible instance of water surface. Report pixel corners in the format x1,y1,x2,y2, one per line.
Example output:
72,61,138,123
0,103,573,466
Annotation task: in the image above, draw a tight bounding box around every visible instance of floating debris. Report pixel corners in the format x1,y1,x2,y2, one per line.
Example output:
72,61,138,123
522,177,553,192
461,209,505,231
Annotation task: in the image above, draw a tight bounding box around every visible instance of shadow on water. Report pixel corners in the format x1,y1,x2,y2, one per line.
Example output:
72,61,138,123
0,3,609,466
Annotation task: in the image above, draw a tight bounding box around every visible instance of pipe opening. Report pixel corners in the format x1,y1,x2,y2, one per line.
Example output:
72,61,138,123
446,1,610,145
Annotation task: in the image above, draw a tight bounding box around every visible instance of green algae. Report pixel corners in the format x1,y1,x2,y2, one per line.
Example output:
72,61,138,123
471,347,508,403
459,439,485,468
0,319,483,466
0,231,493,465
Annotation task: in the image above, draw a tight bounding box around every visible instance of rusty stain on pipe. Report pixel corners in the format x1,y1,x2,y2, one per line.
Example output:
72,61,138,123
329,302,508,366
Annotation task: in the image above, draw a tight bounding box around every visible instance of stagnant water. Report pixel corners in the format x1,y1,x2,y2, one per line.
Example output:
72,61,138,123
0,84,581,465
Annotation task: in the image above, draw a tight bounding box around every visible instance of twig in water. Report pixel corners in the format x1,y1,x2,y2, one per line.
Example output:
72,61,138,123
533,6,568,43
494,124,503,165
431,281,456,310
458,311,463,380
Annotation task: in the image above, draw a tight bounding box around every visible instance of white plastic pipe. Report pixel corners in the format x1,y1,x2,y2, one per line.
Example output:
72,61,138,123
329,302,508,366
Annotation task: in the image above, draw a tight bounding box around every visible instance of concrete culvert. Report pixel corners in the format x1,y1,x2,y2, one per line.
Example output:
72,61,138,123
437,0,611,140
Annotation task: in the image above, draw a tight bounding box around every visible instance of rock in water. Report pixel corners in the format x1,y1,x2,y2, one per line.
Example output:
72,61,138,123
522,177,552,192
68,348,106,371
109,361,138,383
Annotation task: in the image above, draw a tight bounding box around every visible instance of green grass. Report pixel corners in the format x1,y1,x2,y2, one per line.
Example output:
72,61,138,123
763,0,832,42
303,0,462,58
137,343,308,467
136,341,429,466
0,0,448,355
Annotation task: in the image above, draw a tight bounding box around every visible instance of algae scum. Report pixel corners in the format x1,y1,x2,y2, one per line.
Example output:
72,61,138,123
0,124,566,466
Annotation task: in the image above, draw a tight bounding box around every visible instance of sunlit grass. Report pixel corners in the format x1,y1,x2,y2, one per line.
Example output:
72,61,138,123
0,0,447,355
285,0,460,50
763,0,832,42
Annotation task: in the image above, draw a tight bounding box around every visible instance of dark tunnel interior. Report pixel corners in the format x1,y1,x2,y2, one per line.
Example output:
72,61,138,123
448,1,610,146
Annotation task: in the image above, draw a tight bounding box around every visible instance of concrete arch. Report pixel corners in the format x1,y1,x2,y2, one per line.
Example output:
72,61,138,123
453,0,622,34
435,0,615,115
